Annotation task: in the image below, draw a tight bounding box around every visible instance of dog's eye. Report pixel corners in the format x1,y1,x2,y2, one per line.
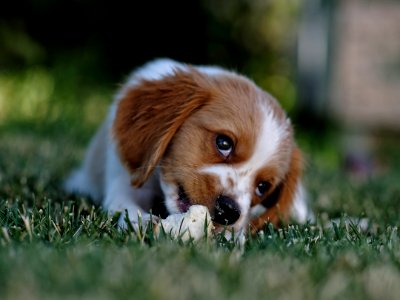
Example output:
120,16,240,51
216,134,233,157
255,181,272,197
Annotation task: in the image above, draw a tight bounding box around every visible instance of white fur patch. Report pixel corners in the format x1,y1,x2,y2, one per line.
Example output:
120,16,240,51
63,168,102,202
250,204,267,219
159,177,180,214
290,182,314,223
242,105,289,176
131,58,184,82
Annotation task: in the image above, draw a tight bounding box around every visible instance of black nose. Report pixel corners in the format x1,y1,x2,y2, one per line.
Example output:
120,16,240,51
213,196,241,225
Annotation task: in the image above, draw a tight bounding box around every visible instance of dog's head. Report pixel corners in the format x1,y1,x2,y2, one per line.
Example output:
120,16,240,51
113,66,302,234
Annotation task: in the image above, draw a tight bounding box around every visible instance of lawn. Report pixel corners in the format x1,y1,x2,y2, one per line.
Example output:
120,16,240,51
1,64,400,300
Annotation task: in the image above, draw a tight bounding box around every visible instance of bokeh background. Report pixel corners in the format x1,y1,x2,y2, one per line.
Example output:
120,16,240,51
1,0,400,216
2,1,400,298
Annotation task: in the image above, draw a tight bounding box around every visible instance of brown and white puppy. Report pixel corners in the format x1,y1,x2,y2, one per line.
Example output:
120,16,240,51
64,59,312,236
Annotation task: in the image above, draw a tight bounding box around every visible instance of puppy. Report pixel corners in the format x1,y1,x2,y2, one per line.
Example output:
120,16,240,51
64,58,312,236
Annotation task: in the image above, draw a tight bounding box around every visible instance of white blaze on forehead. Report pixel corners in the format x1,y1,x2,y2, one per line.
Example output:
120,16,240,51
245,105,289,174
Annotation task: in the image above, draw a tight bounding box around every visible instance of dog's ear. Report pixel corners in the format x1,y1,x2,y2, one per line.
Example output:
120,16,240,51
113,69,211,187
251,147,303,232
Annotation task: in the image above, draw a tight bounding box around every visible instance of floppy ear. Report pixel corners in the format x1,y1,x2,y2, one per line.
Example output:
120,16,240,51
113,69,211,187
250,147,303,232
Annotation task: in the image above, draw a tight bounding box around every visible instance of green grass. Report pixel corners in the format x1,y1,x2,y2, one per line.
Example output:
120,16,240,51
1,64,400,300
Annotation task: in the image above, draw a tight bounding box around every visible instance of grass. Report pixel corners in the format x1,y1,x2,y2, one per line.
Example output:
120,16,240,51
1,63,400,300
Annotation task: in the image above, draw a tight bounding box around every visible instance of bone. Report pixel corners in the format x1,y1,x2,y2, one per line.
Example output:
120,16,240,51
155,205,214,241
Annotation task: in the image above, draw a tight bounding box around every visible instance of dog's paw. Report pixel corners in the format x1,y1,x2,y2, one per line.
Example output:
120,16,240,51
118,211,160,233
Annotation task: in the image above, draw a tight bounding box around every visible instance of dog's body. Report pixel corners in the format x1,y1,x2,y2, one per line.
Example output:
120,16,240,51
65,59,312,235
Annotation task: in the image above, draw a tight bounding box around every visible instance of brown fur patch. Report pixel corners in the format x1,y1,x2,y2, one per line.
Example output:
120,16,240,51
250,167,280,207
113,69,213,187
250,147,303,232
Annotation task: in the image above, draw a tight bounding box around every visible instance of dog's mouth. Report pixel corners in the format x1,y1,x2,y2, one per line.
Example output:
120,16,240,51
176,185,240,235
177,185,192,213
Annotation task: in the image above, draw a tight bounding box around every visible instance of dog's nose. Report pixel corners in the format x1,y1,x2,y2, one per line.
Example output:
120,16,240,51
213,195,241,225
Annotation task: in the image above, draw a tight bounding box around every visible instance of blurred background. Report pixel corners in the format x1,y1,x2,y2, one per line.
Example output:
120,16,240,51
1,0,400,218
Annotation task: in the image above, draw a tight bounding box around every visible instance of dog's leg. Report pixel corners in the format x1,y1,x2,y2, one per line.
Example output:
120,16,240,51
104,140,162,229
103,175,155,229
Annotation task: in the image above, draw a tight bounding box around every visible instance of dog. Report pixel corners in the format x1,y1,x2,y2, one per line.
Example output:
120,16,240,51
64,58,312,236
